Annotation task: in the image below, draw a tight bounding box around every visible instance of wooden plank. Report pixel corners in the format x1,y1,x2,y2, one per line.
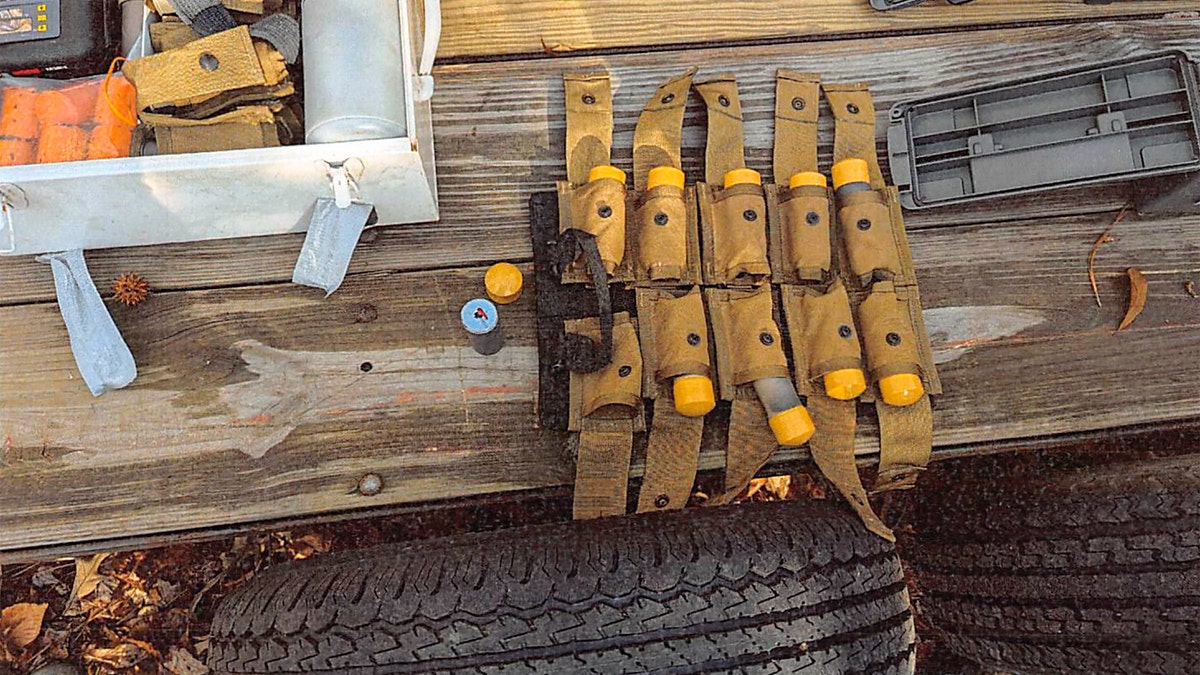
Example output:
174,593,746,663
3,18,1197,305
435,0,1196,60
2,210,1198,553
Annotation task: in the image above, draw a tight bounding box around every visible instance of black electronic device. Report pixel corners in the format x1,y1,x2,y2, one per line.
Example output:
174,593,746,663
0,0,119,78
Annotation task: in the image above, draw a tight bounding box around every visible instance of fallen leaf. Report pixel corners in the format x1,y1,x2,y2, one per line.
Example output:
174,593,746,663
539,37,576,55
30,567,65,592
164,646,210,675
1087,204,1130,308
69,553,110,604
83,642,151,668
1186,280,1198,299
290,532,331,560
0,603,48,653
1117,268,1148,332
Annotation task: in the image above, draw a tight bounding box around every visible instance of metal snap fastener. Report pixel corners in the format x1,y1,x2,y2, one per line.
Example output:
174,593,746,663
718,94,730,107
847,102,860,114
791,97,805,111
618,365,633,377
598,204,613,219
687,333,701,346
655,494,670,508
743,209,758,222
886,332,902,346
654,212,669,226
838,325,853,338
661,93,675,104
582,93,596,105
805,211,821,225
759,332,775,346
857,218,872,231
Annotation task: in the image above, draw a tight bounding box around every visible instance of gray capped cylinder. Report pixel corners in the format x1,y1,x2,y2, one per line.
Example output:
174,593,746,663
301,0,409,144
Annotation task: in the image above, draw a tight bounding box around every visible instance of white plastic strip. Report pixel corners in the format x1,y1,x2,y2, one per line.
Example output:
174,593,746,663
37,250,137,396
292,199,375,296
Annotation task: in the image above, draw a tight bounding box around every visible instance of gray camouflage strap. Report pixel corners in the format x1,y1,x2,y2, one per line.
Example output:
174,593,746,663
170,0,237,36
249,14,301,64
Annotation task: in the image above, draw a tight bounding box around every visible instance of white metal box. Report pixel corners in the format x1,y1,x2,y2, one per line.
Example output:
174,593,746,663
0,0,441,256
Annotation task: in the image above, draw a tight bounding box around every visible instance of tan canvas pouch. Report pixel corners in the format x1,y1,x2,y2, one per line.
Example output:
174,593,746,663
635,185,689,282
700,182,770,285
693,75,745,185
561,177,627,276
857,281,923,385
123,26,269,112
146,105,279,153
151,21,202,52
633,69,694,191
777,185,834,283
634,287,707,515
637,287,711,392
706,287,789,400
838,190,902,284
566,313,643,422
781,282,863,393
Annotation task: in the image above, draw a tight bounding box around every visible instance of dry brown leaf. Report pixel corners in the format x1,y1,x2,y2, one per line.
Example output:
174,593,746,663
83,642,152,668
1117,268,1148,332
291,533,331,560
68,553,110,605
0,602,48,653
164,646,210,675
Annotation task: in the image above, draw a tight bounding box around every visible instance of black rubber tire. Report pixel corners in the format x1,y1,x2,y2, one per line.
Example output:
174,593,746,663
207,501,915,674
906,455,1200,675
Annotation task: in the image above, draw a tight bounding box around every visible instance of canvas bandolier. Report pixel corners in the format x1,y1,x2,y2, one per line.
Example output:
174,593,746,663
555,70,937,527
631,70,711,514
557,73,642,519
822,82,941,494
693,74,814,506
770,71,893,541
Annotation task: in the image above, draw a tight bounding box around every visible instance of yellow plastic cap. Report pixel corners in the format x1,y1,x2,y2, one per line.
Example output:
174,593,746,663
485,262,524,304
768,405,816,447
824,368,867,401
723,167,762,188
647,166,686,191
788,171,828,189
588,165,627,184
673,375,716,418
879,373,925,407
831,158,871,189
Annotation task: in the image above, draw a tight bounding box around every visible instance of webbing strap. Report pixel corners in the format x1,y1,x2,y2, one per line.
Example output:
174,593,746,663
874,395,934,493
637,394,702,513
823,82,886,189
248,14,301,64
564,73,613,185
807,395,894,541
632,68,695,192
773,71,821,183
693,75,745,185
573,417,634,519
556,229,613,373
708,387,777,506
170,0,237,36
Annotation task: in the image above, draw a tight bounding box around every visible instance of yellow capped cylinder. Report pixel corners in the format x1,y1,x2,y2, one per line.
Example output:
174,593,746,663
831,158,871,191
673,374,716,418
723,167,762,189
484,262,524,304
768,405,816,447
788,171,828,190
878,372,925,407
648,166,685,191
824,368,867,401
588,165,627,184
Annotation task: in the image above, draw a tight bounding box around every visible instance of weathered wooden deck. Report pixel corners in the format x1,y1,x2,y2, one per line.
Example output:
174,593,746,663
2,1,1199,560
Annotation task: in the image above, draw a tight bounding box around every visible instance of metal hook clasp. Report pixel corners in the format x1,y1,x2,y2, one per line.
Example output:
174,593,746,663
324,160,363,209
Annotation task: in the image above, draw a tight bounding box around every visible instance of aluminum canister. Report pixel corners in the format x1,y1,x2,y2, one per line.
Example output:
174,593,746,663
301,0,409,144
